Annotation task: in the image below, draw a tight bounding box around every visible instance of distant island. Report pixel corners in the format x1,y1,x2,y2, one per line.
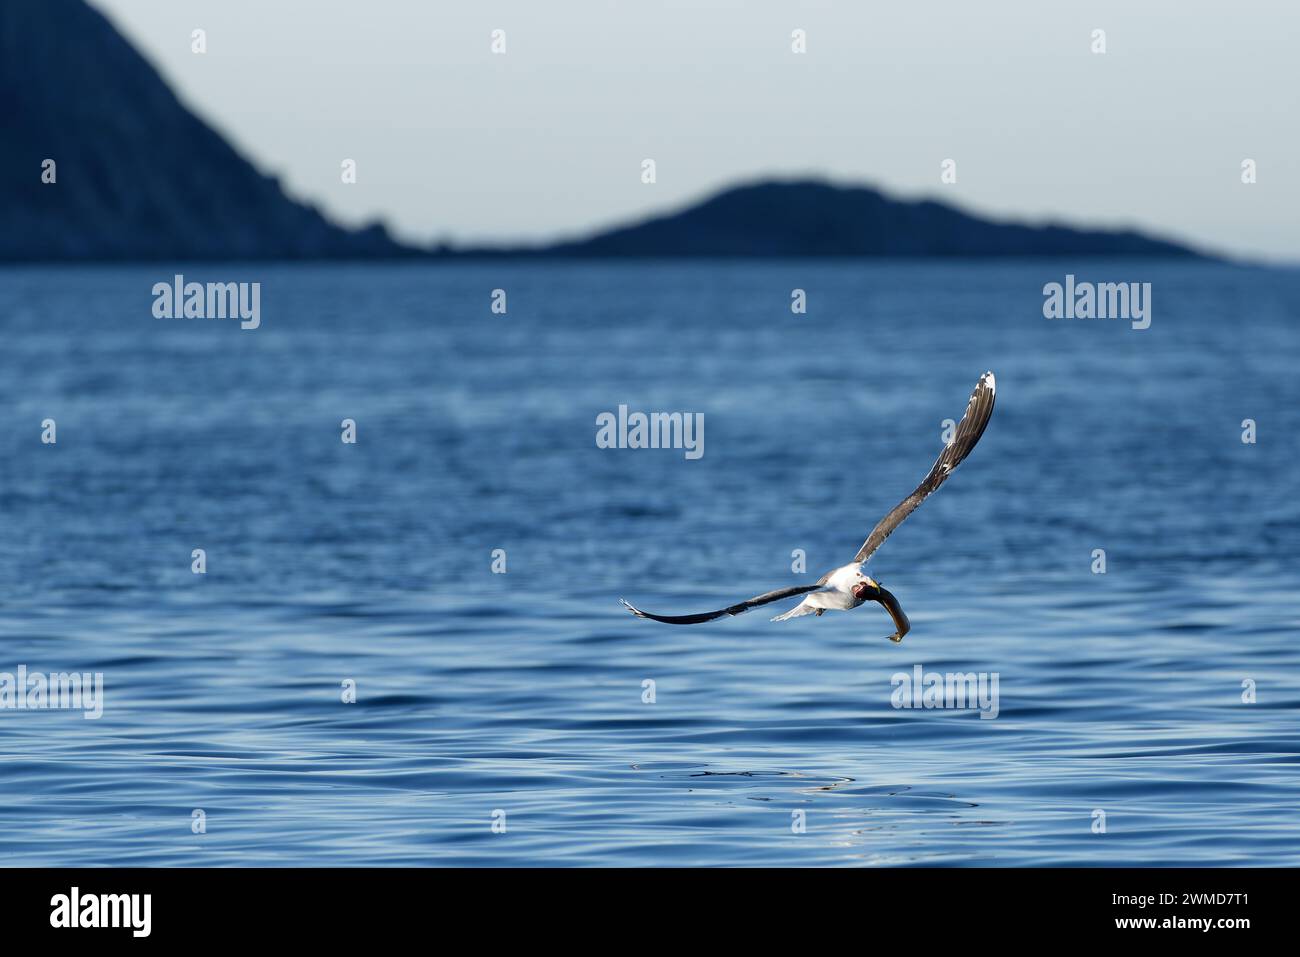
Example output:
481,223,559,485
460,180,1205,260
2,0,1208,263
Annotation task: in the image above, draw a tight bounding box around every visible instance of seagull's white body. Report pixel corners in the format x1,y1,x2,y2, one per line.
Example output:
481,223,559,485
771,563,873,620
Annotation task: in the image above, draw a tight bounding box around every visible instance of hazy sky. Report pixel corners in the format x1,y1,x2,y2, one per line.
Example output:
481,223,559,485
92,0,1299,259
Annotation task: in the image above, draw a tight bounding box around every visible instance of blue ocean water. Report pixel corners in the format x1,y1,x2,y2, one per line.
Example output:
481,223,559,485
0,260,1297,866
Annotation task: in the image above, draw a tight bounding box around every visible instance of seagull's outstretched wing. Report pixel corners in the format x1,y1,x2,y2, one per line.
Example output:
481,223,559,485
853,371,996,564
620,584,825,625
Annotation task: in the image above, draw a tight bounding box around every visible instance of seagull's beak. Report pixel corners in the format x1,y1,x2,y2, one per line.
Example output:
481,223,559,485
858,582,911,643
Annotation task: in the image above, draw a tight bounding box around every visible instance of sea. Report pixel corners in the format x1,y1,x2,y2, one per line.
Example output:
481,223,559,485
0,259,1297,865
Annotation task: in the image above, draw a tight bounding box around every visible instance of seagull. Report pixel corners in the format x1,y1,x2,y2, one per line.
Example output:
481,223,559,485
620,371,996,642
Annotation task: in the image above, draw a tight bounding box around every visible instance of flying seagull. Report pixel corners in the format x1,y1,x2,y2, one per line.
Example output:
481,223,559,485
620,372,996,642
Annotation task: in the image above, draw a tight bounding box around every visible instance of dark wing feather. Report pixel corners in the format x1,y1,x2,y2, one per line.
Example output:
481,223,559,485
854,371,996,564
620,584,824,625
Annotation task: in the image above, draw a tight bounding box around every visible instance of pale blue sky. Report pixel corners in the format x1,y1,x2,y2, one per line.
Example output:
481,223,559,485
92,0,1299,259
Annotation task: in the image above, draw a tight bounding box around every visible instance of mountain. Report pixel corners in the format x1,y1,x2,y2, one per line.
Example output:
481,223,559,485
501,180,1206,259
1,1,1207,262
0,0,410,261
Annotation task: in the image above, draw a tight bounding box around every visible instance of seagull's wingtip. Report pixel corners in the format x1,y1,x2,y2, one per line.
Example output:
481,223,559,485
982,370,996,392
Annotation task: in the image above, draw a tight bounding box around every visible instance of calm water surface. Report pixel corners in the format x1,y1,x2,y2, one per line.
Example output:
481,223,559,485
0,260,1297,865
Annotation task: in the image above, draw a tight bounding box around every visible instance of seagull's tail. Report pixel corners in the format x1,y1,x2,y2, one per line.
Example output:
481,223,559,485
771,600,818,622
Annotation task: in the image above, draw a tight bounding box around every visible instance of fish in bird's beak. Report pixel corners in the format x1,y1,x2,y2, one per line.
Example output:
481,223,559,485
853,580,912,643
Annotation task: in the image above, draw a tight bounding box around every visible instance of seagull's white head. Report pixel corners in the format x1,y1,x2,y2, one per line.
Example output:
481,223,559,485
831,563,878,600
851,575,880,601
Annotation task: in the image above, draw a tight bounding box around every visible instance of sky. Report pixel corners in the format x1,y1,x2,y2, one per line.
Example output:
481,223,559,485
91,0,1300,260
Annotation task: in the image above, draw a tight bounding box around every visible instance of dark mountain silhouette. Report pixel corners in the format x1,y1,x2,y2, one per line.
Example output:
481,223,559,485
486,180,1205,259
0,0,409,261
1,1,1208,262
